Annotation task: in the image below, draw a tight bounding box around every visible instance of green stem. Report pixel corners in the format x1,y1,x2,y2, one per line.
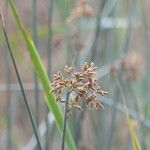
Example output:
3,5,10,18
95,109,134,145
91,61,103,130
8,0,76,149
0,14,42,150
61,92,70,150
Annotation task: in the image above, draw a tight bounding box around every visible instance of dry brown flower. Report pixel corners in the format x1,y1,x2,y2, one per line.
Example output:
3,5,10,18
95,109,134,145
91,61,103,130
51,62,108,115
122,52,144,81
66,0,93,24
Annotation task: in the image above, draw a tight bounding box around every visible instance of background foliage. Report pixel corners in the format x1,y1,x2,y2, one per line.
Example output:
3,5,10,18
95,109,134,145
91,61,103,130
0,0,150,150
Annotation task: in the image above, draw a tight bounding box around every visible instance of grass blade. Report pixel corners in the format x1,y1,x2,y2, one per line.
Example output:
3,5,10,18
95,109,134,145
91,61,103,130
8,0,76,149
114,76,141,150
0,14,42,150
3,1,12,149
125,107,141,150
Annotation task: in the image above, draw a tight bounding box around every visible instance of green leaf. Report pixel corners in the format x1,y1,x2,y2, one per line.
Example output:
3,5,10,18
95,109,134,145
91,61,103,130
8,0,76,149
125,107,141,150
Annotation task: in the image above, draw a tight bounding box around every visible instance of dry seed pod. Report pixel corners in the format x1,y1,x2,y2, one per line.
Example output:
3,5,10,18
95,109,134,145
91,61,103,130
51,62,108,115
66,0,93,24
64,65,73,74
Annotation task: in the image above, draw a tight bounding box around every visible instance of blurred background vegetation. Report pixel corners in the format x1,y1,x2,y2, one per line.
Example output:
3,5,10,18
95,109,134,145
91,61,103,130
0,0,150,149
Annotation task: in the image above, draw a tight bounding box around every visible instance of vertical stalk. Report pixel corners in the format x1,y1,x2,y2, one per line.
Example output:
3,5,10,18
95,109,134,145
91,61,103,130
1,14,42,150
105,88,119,150
90,0,105,62
139,1,150,149
3,1,12,149
45,0,54,149
74,103,85,147
8,0,76,149
122,0,137,54
61,91,70,150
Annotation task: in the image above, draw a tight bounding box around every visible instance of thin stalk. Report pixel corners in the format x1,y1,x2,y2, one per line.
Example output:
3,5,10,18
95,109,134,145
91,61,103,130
89,111,103,150
114,76,141,150
45,0,54,149
47,0,53,76
139,0,150,121
3,1,12,149
0,14,42,150
32,0,40,127
74,103,85,146
138,1,150,149
104,7,117,150
122,0,137,54
48,123,56,150
105,88,119,150
126,81,146,150
61,91,70,150
90,0,102,62
8,1,76,149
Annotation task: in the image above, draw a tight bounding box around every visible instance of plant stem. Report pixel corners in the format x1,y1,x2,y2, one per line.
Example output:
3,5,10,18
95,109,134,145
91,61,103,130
0,14,42,150
3,1,12,149
90,0,102,62
45,0,54,149
61,91,70,150
75,103,85,146
8,1,76,149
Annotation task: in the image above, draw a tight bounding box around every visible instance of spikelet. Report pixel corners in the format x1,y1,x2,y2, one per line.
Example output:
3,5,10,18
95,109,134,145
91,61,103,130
51,62,108,115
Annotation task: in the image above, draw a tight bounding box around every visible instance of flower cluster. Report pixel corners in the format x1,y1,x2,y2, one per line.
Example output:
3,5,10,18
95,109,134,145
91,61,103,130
66,0,93,23
122,52,144,81
51,62,108,115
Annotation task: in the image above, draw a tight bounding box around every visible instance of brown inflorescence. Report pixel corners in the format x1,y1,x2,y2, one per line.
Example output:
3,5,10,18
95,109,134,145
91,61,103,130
51,62,108,115
66,0,93,24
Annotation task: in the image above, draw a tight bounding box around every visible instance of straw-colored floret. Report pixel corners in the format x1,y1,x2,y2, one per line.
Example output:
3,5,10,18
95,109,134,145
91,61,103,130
66,0,93,23
51,62,108,115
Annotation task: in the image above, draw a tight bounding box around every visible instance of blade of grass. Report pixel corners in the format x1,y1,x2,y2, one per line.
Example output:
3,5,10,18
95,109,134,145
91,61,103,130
0,13,42,150
114,76,141,150
61,92,70,150
3,1,12,149
125,108,141,150
8,0,76,149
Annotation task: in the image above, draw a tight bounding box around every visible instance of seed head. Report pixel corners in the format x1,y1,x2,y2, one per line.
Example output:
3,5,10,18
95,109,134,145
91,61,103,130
51,62,108,115
66,0,93,24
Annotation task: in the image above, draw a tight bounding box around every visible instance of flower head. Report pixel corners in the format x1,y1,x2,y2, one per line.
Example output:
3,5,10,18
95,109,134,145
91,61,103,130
66,0,93,24
51,62,108,115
